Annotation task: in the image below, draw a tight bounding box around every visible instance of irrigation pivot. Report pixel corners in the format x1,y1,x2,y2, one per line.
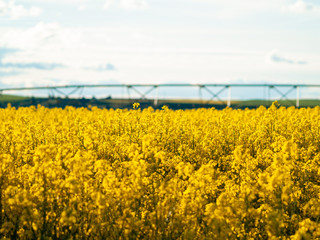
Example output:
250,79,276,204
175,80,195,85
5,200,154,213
0,83,319,107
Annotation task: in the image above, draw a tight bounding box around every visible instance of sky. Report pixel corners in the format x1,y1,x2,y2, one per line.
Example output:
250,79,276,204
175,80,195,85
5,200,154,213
0,0,319,99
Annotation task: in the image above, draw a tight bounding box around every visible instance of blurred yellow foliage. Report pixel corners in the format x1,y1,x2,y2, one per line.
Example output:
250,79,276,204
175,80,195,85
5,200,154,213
0,104,319,239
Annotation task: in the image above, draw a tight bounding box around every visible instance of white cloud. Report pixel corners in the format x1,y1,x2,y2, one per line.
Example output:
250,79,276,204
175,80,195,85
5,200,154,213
103,0,114,9
286,0,320,14
193,0,320,18
103,0,148,10
77,5,87,11
19,0,88,3
0,22,83,51
0,0,42,19
0,22,59,49
265,49,307,65
120,0,148,10
190,0,288,19
0,24,121,88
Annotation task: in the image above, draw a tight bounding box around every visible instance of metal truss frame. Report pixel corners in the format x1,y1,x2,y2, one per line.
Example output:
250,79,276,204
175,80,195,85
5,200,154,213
268,85,299,107
0,83,318,107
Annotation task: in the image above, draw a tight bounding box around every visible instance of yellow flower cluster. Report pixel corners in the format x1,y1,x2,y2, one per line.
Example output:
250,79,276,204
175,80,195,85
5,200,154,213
0,103,320,239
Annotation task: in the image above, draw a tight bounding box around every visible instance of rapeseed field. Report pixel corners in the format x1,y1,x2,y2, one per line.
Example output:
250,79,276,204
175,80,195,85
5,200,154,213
0,102,319,239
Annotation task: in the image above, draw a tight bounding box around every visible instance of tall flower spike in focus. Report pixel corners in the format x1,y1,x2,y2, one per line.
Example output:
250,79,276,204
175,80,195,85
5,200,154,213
133,102,140,109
